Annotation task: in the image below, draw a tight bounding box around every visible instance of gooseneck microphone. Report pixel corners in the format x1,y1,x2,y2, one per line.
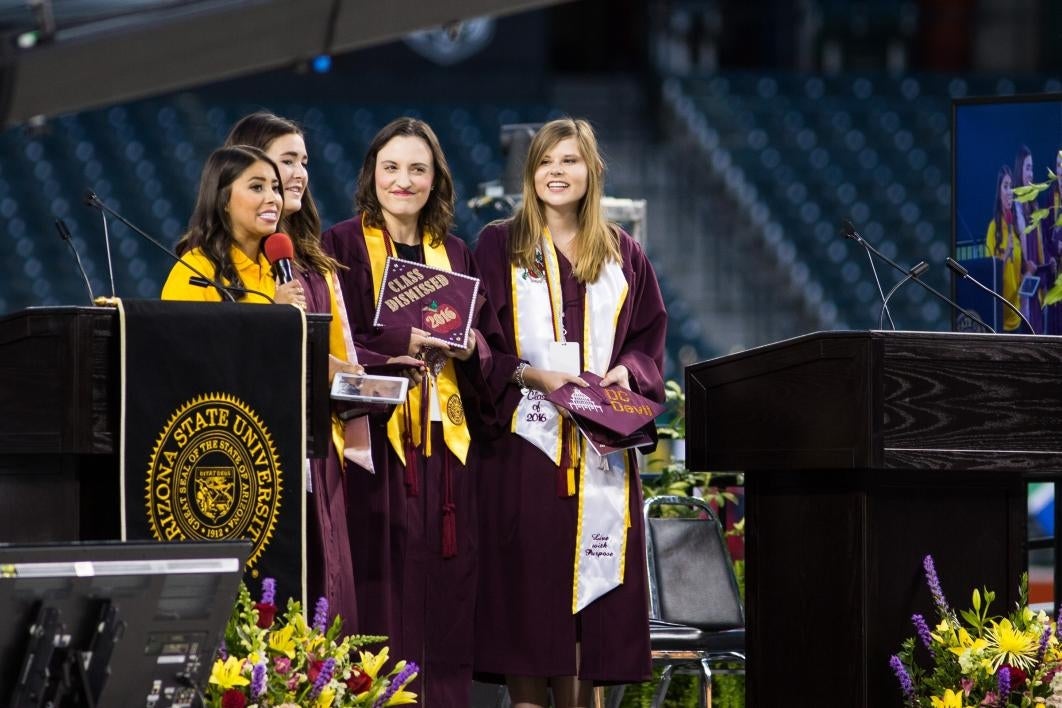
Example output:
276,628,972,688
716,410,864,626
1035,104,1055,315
842,219,995,333
842,220,894,328
55,219,95,304
187,277,275,303
263,233,295,285
945,257,1034,334
82,189,239,302
879,260,929,330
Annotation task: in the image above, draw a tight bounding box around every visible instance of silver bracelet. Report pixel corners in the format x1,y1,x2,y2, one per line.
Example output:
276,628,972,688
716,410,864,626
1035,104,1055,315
513,362,529,390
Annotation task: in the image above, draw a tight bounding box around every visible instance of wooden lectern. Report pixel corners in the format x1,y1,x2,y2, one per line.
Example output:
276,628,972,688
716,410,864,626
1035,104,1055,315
686,330,1062,706
0,306,330,543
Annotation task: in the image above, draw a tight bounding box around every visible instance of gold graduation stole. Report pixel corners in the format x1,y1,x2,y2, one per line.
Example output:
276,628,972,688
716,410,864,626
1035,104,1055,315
362,221,471,479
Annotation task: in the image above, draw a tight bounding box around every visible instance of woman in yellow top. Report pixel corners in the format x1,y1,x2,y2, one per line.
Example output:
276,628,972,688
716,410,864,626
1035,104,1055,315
985,164,1022,331
160,144,304,306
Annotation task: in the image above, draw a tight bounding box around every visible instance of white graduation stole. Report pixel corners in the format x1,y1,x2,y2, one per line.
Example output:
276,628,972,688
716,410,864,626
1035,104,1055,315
511,228,631,613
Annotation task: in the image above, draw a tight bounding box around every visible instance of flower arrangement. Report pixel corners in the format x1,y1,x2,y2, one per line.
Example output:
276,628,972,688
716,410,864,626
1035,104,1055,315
205,578,418,708
891,555,1062,707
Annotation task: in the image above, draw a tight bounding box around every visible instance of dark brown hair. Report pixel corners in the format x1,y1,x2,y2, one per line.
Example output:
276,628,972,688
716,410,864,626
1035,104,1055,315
353,117,455,247
175,145,281,299
225,111,339,274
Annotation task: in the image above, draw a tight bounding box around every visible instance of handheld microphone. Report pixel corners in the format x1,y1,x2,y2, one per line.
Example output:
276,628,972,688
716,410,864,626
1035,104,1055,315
263,233,295,285
945,257,1034,334
55,219,95,304
83,189,237,303
843,219,995,333
842,220,895,329
879,260,929,330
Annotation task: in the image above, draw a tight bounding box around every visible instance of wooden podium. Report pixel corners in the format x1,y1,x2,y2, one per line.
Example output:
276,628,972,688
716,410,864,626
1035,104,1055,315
686,330,1062,706
0,306,330,544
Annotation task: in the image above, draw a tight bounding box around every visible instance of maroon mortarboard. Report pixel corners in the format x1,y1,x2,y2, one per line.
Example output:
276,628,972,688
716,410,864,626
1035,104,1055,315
575,416,657,457
546,371,666,438
372,257,481,348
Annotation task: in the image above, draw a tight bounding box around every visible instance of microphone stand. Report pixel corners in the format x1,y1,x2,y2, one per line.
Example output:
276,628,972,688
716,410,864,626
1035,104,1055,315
55,219,95,305
946,257,1034,334
842,220,995,333
187,276,276,304
879,260,929,330
83,190,237,302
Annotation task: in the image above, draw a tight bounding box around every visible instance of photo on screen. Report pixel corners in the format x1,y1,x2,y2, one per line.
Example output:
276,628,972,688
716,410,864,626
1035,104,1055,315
952,95,1062,334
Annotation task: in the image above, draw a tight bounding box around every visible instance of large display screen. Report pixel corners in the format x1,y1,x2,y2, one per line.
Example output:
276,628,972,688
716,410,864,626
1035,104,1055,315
952,95,1062,334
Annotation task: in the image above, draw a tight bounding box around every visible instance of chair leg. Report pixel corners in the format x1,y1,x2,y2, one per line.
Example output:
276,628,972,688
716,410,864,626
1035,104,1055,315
699,657,713,708
651,665,674,708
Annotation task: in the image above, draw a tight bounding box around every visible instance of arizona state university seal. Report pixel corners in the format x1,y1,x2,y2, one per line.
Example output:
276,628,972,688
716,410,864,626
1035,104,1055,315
145,392,282,569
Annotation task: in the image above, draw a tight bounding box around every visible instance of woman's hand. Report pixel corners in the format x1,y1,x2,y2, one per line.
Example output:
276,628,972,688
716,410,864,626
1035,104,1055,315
388,355,426,386
523,367,588,395
328,356,364,385
408,328,432,357
275,280,306,309
599,364,631,391
442,331,477,362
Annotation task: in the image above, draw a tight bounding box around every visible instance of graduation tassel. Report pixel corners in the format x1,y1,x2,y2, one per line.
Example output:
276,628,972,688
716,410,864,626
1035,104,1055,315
567,423,579,496
441,449,457,558
403,398,419,497
422,374,432,458
556,419,577,498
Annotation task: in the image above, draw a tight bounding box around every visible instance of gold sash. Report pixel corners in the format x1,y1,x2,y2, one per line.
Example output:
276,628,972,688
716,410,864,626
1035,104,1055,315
362,221,471,467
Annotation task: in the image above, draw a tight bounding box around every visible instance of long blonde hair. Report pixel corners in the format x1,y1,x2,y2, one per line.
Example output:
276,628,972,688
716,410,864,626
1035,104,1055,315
507,118,619,283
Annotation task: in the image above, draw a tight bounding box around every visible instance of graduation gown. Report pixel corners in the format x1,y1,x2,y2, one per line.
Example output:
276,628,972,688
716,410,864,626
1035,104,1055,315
471,221,667,683
321,215,502,707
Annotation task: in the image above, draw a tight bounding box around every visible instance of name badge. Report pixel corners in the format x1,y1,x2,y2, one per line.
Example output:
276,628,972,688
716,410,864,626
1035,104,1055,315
549,340,581,375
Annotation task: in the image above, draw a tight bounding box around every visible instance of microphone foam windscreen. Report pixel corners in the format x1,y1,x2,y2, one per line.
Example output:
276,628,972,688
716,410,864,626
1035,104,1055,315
263,232,295,263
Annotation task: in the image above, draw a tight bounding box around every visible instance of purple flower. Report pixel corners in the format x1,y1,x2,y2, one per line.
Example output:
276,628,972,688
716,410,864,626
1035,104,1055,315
260,577,276,606
998,665,1011,701
218,639,228,660
1039,628,1051,664
313,596,329,632
889,655,915,700
310,657,336,698
923,555,949,616
374,661,419,708
251,660,266,699
912,614,935,657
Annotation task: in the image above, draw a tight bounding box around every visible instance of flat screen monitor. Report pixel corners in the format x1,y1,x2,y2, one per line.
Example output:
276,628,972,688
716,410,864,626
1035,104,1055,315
952,94,1062,334
0,540,249,707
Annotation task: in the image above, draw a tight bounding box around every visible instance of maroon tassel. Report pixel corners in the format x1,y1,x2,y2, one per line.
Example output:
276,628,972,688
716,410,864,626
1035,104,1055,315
556,418,573,497
403,401,419,497
441,448,457,558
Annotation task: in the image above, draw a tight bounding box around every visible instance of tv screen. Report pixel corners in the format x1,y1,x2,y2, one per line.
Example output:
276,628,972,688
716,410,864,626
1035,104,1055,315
952,94,1062,334
0,540,249,706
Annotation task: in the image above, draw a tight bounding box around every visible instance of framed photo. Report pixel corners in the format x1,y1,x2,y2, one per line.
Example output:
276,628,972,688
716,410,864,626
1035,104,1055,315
330,373,408,405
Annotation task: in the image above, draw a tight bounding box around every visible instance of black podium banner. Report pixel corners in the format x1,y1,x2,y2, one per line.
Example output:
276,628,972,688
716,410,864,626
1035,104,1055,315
118,299,306,605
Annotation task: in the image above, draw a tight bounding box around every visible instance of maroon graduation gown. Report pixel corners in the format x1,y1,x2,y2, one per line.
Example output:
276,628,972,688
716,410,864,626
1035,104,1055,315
322,215,502,707
472,221,667,684
297,267,361,636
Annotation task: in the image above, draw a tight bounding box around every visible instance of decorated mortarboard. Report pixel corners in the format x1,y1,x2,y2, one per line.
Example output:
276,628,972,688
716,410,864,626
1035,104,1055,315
547,371,666,441
372,257,480,348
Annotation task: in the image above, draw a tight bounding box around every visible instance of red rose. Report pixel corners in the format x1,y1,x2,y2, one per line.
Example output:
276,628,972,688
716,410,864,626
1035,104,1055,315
254,602,276,628
221,689,247,708
1001,665,1028,691
307,658,325,683
347,668,372,694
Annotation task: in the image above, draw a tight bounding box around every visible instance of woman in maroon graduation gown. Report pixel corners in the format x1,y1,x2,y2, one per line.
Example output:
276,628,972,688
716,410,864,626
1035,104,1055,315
321,117,500,707
473,118,667,707
225,112,390,632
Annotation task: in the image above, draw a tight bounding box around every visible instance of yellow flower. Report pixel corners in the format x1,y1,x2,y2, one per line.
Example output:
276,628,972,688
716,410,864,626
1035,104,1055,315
384,689,418,706
269,623,297,659
985,618,1039,670
315,687,336,707
930,689,969,708
359,646,390,680
208,656,250,689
